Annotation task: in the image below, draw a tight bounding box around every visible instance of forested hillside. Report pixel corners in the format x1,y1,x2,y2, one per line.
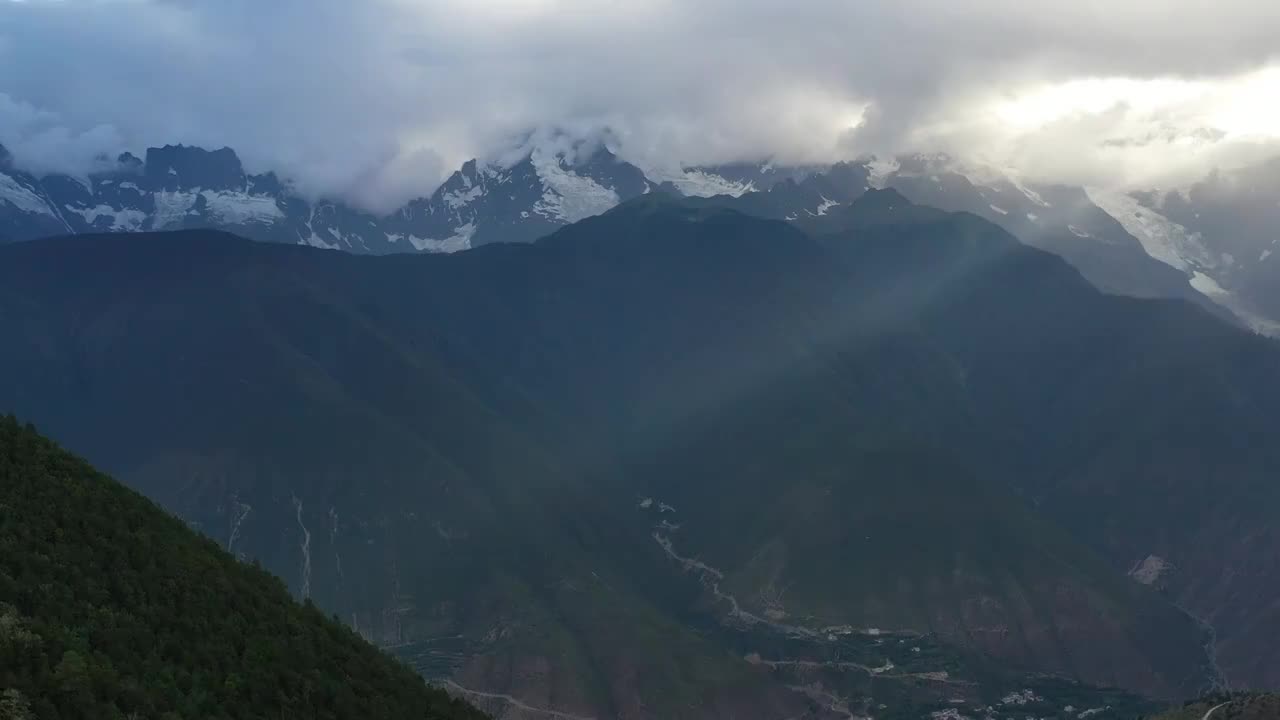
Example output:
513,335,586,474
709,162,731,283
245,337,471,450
0,416,487,720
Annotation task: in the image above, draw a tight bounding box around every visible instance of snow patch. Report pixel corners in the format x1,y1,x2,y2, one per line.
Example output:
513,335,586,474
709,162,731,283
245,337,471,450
1087,188,1216,272
328,226,350,248
304,232,340,250
814,196,839,216
1190,271,1280,336
530,148,621,222
66,204,147,231
200,190,283,225
0,173,53,215
988,204,1009,215
151,190,198,229
657,168,753,198
443,183,484,210
1190,271,1229,299
408,222,475,252
1261,249,1272,262
1068,225,1093,239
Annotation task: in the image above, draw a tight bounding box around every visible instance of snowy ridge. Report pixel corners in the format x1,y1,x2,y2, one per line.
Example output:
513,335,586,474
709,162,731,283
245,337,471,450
529,147,621,223
1085,188,1217,273
1187,272,1280,335
645,167,754,198
0,142,778,255
0,173,54,215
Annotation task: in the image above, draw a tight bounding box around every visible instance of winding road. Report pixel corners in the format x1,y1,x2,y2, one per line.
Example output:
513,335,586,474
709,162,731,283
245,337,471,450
1201,701,1228,720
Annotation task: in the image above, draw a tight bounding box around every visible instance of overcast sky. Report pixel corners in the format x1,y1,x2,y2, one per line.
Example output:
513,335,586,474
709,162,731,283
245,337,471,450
2,0,1279,210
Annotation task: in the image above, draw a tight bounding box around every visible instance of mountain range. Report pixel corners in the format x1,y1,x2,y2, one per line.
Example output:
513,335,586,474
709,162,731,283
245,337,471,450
4,140,1279,333
0,138,659,254
6,185,1280,718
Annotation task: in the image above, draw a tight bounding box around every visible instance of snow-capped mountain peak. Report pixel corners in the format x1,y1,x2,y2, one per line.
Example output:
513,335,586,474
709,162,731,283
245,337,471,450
528,146,622,223
5,140,1280,335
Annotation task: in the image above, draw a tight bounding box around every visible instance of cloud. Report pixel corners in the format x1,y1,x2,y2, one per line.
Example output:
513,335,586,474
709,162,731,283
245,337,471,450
1,0,1279,210
926,66,1280,188
0,94,125,176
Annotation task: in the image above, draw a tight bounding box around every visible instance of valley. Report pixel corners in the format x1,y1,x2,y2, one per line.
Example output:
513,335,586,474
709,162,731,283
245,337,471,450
5,191,1272,716
6,3,1280,718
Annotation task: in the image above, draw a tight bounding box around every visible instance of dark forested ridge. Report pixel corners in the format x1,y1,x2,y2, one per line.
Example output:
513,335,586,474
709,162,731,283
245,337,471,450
0,416,487,720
